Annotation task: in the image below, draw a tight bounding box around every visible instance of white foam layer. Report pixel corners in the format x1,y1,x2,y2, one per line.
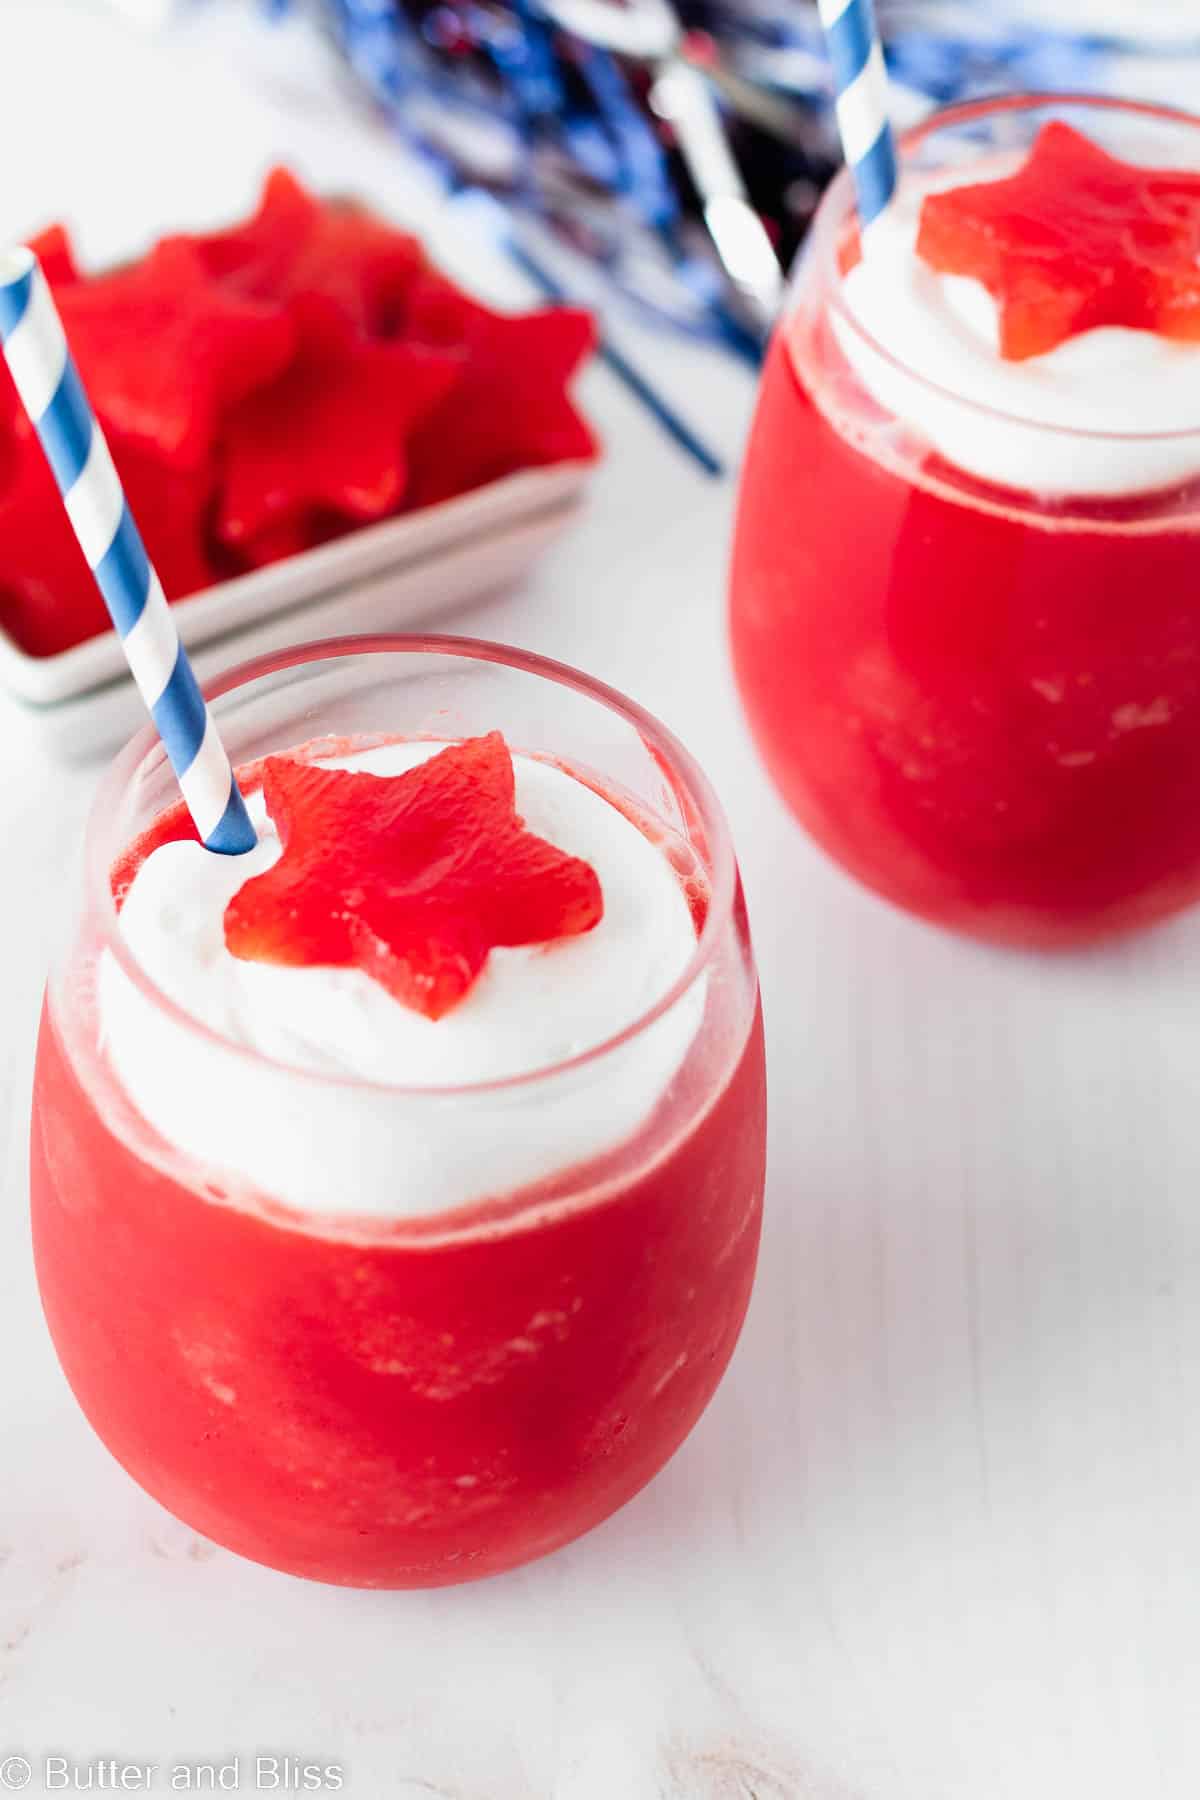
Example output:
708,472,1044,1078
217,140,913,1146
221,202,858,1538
834,174,1200,498
98,743,705,1218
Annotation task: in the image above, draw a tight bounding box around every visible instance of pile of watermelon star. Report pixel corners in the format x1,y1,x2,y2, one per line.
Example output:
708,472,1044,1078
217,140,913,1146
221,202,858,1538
0,170,599,658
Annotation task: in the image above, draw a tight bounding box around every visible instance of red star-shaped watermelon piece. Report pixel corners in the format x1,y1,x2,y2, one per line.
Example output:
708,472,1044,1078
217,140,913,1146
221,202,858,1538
225,513,322,571
0,421,220,655
0,365,20,454
0,423,107,656
57,240,295,469
184,168,424,340
116,440,219,600
917,120,1200,360
215,305,461,548
176,167,321,299
278,198,425,340
402,275,599,506
224,734,604,1020
28,222,82,291
229,512,357,571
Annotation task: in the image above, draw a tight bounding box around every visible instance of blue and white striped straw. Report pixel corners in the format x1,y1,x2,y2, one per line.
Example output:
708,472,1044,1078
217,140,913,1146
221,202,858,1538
816,0,899,235
0,248,256,855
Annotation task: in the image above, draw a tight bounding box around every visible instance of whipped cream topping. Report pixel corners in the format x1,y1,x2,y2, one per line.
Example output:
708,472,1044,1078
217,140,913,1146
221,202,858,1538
831,171,1200,498
98,743,705,1219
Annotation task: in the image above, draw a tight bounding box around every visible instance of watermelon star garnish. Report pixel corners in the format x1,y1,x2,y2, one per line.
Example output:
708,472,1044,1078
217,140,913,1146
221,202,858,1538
28,222,82,291
0,420,219,655
57,240,295,468
916,120,1200,360
177,167,321,299
224,734,604,1020
0,422,110,656
117,441,219,601
184,168,424,340
215,306,461,549
403,275,599,505
278,198,424,340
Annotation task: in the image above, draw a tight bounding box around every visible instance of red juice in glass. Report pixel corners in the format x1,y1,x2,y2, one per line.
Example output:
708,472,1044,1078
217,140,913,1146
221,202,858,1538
31,636,766,1588
731,96,1200,948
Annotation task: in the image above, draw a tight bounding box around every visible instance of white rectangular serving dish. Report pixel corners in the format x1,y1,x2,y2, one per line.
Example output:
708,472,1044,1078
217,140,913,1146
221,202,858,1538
0,461,592,761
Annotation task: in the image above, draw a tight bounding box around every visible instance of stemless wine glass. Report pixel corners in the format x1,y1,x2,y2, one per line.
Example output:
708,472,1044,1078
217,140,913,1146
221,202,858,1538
730,94,1200,948
31,635,766,1589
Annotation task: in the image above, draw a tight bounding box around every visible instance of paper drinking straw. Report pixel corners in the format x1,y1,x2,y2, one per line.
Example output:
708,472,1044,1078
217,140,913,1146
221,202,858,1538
0,248,256,855
816,0,899,234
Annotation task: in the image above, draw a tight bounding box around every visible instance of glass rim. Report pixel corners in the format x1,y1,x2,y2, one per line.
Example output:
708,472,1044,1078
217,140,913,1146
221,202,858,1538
814,90,1200,446
85,632,740,1102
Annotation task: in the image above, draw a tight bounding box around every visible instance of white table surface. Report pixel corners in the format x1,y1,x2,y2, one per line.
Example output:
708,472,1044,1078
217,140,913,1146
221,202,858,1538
4,5,1200,1797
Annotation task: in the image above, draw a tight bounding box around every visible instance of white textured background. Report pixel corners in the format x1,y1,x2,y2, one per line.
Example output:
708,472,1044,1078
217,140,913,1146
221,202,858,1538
2,4,1200,1796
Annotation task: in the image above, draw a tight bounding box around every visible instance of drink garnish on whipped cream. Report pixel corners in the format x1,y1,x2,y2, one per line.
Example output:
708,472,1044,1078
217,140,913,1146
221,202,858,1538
99,735,705,1217
223,732,603,1019
833,121,1200,496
